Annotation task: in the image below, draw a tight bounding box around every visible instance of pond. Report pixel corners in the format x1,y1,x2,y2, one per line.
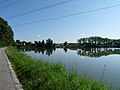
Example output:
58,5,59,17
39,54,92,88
21,48,120,88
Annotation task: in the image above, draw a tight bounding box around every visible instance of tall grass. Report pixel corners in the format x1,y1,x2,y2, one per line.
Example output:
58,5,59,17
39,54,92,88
6,47,109,90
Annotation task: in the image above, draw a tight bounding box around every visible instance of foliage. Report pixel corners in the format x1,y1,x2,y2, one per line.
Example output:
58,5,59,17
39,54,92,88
64,41,68,46
16,38,56,48
6,47,109,90
78,36,120,48
0,17,14,46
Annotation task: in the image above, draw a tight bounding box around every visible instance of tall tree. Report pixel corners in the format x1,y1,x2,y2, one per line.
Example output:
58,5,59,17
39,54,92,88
46,38,53,48
64,41,67,46
0,17,14,46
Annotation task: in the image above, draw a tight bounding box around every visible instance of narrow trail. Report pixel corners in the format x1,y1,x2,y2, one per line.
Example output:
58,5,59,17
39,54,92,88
0,48,23,90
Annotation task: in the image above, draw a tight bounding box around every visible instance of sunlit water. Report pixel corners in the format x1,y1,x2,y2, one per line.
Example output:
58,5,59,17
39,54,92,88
22,48,120,88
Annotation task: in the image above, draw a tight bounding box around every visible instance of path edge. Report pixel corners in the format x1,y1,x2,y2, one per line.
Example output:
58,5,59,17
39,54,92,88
5,48,24,90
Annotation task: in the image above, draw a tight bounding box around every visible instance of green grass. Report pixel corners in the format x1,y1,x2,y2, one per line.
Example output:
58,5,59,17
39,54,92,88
0,46,4,48
6,46,109,90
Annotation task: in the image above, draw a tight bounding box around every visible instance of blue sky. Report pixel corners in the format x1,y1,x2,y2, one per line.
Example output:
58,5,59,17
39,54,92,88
1,0,120,43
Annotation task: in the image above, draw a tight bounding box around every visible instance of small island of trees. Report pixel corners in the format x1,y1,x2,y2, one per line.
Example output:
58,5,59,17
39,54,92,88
78,36,120,48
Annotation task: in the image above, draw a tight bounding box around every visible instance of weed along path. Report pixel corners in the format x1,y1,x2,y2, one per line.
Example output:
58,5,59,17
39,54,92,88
0,48,23,90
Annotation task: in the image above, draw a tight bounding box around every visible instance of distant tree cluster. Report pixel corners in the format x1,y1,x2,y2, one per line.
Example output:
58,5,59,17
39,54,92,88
78,36,120,48
0,17,14,46
16,38,56,48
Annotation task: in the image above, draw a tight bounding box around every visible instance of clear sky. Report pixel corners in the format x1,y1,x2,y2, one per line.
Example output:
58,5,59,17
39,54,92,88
1,0,120,43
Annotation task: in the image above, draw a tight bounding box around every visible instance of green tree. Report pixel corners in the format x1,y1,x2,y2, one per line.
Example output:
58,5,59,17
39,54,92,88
64,41,67,46
41,40,45,47
46,38,53,48
0,17,14,46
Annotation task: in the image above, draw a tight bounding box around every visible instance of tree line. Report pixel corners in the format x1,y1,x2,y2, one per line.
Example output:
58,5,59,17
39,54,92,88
78,36,120,48
17,36,120,49
16,38,56,49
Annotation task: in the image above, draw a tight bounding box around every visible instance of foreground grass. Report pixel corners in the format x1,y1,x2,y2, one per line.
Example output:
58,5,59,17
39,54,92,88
6,47,109,90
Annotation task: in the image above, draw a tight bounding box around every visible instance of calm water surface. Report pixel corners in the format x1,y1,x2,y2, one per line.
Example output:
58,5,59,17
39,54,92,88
22,48,120,88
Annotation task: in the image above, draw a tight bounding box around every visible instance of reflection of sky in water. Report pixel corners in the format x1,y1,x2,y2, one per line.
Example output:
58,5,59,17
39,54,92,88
24,48,120,88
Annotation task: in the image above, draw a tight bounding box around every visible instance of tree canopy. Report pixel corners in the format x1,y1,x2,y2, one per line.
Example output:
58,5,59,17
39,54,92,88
78,36,120,48
16,38,56,49
0,17,14,46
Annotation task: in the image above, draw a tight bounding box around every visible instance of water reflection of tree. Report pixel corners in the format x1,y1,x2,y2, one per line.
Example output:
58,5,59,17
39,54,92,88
63,48,68,52
34,48,54,56
46,48,54,56
20,48,55,56
77,48,120,58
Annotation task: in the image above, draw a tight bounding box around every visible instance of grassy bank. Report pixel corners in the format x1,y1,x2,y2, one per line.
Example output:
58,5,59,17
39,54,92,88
0,46,4,48
6,47,109,90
